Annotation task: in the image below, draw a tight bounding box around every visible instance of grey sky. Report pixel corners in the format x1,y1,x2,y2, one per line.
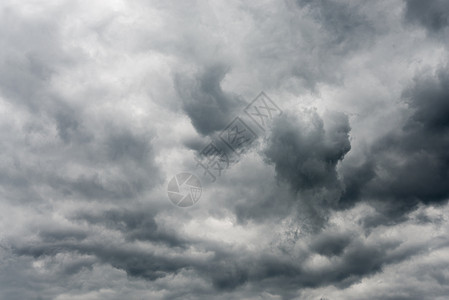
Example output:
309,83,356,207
1,1,449,299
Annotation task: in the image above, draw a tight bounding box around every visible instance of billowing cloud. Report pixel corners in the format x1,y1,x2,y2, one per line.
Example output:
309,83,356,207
264,109,351,193
1,0,449,299
340,65,449,220
174,63,244,136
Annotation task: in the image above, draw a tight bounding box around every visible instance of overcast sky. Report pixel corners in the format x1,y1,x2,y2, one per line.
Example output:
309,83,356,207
1,0,449,299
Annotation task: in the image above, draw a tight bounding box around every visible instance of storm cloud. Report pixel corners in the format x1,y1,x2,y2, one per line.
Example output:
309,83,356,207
1,1,449,300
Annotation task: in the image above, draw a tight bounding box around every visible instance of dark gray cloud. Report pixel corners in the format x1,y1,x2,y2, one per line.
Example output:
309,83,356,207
174,63,245,136
404,0,449,32
71,207,189,248
340,65,449,221
264,110,351,193
260,109,350,231
7,209,431,299
1,1,449,299
309,232,352,257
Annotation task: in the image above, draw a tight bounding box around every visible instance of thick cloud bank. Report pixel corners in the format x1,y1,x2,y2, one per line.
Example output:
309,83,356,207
1,1,449,299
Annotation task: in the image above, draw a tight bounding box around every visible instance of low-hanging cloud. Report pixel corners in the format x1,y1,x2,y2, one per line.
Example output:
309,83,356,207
2,0,449,299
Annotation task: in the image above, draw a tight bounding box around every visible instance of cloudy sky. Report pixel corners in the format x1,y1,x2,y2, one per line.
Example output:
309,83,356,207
1,0,449,299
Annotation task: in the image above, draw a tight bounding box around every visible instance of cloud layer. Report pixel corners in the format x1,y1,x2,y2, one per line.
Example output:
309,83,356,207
1,1,449,299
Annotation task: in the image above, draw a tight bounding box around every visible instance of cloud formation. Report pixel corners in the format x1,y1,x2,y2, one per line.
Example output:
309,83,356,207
1,0,449,299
